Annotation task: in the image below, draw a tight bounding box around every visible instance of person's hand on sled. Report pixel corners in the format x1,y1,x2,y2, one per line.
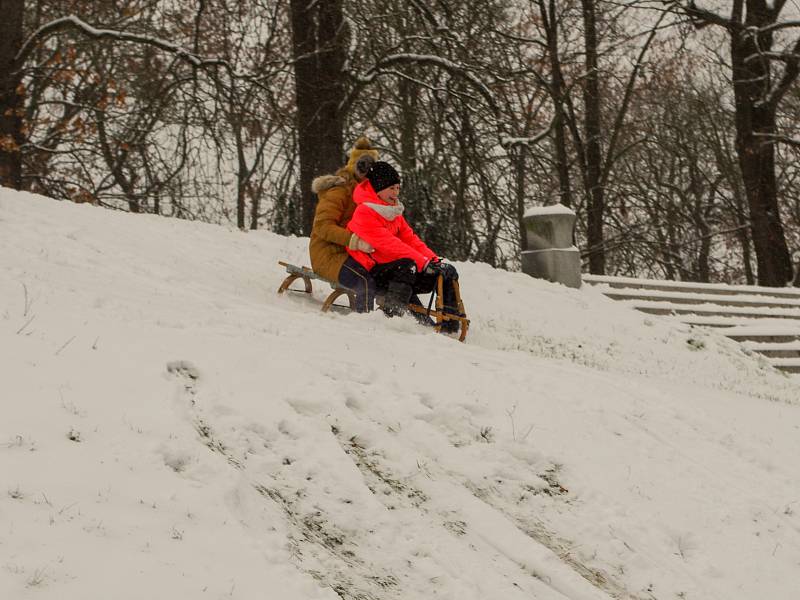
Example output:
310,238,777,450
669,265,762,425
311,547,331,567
424,257,458,280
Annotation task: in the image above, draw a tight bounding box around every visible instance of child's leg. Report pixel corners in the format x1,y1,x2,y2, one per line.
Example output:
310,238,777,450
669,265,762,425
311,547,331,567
412,266,459,310
418,266,462,333
338,257,376,313
370,259,417,316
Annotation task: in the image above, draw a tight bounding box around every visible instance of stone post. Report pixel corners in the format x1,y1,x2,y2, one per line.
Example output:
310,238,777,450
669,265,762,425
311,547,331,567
521,204,582,288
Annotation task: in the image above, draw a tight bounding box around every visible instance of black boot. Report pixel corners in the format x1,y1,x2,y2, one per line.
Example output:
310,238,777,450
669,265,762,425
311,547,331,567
439,280,463,333
382,281,412,317
439,306,463,334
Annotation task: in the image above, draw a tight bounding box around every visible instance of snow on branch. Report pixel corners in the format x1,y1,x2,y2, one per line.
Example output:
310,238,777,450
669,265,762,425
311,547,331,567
761,36,800,107
744,50,798,64
355,53,499,115
753,19,800,34
500,118,554,150
14,15,231,74
754,132,800,148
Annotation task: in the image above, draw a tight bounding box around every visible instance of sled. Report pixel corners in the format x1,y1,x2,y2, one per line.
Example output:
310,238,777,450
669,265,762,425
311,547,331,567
276,261,357,312
276,261,470,342
406,276,470,343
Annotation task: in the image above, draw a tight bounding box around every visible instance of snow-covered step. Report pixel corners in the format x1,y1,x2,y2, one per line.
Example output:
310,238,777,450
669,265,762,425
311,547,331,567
769,358,800,373
584,275,800,374
741,341,800,359
584,274,800,300
675,315,766,328
625,300,800,321
601,288,800,310
722,327,800,344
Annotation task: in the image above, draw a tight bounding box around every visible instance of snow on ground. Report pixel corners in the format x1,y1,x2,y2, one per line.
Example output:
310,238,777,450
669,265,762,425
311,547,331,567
2,189,800,600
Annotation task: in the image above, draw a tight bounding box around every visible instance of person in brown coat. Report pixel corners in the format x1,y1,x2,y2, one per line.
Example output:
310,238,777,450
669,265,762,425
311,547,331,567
309,137,378,311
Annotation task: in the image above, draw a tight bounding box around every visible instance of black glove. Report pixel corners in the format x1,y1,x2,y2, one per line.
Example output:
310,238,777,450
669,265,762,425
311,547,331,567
424,258,441,276
439,262,458,280
424,258,458,280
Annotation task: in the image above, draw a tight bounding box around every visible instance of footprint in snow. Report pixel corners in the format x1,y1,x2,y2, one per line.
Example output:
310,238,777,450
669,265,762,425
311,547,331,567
166,360,200,380
286,396,328,417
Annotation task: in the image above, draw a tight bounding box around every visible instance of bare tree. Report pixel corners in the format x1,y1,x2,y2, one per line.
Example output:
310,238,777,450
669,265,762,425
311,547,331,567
666,0,797,286
563,1,666,274
0,0,24,188
536,0,574,210
290,0,346,235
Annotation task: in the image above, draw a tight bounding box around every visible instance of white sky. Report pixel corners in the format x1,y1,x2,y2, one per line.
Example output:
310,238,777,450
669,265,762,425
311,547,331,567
2,189,800,599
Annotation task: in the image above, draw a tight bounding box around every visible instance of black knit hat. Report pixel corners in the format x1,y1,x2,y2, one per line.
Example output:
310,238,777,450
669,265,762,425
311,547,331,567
366,161,400,193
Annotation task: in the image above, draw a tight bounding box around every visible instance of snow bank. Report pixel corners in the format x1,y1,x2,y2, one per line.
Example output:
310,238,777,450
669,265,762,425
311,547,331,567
2,190,800,600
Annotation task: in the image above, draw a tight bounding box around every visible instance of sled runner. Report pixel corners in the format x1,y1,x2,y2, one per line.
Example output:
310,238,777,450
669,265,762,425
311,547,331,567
276,261,356,312
277,261,470,342
406,275,470,342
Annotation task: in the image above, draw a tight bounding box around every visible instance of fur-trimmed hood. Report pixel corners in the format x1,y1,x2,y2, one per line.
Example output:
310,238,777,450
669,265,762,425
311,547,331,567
311,174,346,194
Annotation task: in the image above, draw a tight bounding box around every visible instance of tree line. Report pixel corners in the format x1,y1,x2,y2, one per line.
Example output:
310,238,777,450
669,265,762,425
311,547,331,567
1,0,799,286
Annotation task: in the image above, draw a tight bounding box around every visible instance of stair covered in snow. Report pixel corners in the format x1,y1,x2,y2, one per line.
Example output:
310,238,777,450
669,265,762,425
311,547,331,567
583,274,800,374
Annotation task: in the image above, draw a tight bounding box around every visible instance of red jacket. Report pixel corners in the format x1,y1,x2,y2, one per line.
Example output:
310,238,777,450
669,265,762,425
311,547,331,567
346,180,437,271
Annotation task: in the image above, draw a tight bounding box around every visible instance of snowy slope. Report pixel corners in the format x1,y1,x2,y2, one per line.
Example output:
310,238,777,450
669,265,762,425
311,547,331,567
2,190,800,600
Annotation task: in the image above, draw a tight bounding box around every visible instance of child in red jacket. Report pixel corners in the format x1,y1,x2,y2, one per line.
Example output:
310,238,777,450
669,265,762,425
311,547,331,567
345,161,461,329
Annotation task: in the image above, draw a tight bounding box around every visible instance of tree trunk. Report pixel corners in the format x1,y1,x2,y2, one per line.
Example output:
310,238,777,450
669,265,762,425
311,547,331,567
249,180,260,231
737,220,756,284
514,148,527,252
581,0,605,274
96,108,140,212
724,140,756,284
236,181,246,229
0,0,24,190
399,77,417,174
289,0,346,236
235,124,247,230
728,5,794,286
730,0,797,287
399,76,422,228
454,112,471,260
553,99,572,207
735,128,792,286
731,104,792,284
540,0,572,208
696,210,711,283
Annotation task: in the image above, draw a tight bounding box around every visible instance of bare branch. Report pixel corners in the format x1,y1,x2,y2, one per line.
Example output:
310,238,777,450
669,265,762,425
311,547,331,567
15,15,229,73
754,19,800,34
602,9,668,187
664,0,739,31
352,53,500,116
754,132,800,148
764,36,800,108
500,117,555,149
407,0,450,34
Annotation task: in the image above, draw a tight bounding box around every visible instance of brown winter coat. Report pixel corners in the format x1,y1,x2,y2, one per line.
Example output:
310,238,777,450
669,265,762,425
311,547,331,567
309,139,378,282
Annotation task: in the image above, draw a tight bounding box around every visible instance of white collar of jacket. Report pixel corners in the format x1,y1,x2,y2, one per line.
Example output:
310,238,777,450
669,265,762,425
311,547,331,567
365,201,405,221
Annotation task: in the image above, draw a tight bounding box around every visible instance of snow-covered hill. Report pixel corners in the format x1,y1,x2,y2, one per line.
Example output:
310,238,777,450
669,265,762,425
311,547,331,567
2,189,799,600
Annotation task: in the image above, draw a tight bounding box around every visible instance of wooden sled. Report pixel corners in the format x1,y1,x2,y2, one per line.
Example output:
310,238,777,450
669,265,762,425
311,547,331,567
277,261,356,312
276,261,470,342
406,275,470,342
